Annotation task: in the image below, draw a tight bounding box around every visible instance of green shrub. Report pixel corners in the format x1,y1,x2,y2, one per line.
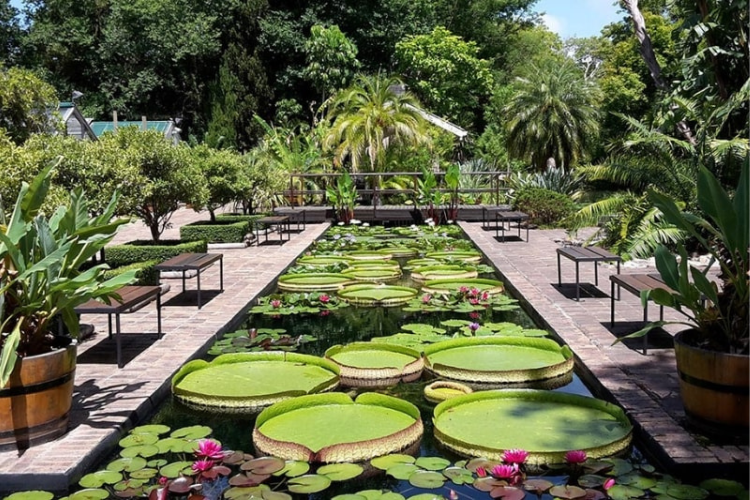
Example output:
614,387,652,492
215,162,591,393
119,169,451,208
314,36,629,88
106,240,207,267
103,259,160,286
515,187,575,227
180,219,249,243
216,213,263,230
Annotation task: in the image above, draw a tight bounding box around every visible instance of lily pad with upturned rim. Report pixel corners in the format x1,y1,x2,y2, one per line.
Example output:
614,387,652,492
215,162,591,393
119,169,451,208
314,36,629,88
347,260,401,270
344,251,394,261
425,251,482,263
278,273,357,292
325,343,423,383
421,278,504,295
171,352,340,411
253,393,423,463
423,381,473,403
432,390,632,466
297,256,353,267
411,265,478,282
342,267,402,283
338,284,419,306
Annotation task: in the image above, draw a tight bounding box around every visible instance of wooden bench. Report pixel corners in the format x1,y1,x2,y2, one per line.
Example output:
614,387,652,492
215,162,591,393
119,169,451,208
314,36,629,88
254,216,291,245
557,246,622,301
75,285,162,368
154,253,224,308
609,273,673,354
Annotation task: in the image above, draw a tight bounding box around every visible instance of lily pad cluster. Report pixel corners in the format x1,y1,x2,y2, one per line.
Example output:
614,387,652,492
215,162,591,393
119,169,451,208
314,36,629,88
251,292,349,316
208,328,317,355
402,287,519,314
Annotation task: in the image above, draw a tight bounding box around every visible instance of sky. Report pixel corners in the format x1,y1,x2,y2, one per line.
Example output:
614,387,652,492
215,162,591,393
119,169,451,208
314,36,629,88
535,0,624,39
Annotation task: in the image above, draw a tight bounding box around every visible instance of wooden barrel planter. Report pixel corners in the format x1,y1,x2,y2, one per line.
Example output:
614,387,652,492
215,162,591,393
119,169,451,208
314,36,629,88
0,339,77,451
674,330,749,432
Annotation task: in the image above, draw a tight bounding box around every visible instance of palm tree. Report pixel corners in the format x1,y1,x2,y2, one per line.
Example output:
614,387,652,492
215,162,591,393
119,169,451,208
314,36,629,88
504,59,601,170
324,74,430,173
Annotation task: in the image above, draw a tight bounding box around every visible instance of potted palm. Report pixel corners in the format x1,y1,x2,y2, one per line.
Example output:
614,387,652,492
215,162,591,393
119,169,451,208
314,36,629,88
636,165,748,431
0,165,136,450
326,171,358,224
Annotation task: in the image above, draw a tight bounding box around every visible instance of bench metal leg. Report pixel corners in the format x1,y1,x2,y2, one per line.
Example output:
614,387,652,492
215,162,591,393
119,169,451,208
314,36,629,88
557,253,562,287
197,268,202,309
182,270,186,293
611,281,616,326
108,314,113,338
575,262,580,301
116,313,122,368
219,256,224,291
643,302,649,355
594,262,599,286
157,293,162,338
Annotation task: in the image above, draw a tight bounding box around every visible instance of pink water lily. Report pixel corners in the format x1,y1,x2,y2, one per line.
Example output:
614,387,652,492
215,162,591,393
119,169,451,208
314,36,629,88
469,288,480,297
195,439,224,461
469,322,480,332
476,467,487,478
481,291,490,301
491,463,519,480
469,298,479,305
469,311,480,319
320,310,330,317
422,294,432,303
459,286,470,294
502,449,529,465
604,478,616,490
192,459,215,474
270,299,282,308
319,294,330,303
564,450,587,464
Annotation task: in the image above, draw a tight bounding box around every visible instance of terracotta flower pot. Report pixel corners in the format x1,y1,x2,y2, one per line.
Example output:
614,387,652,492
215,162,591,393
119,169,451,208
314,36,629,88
0,339,77,451
674,330,749,432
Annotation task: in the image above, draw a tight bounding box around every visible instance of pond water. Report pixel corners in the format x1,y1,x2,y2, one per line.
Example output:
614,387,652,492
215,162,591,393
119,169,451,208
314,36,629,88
145,225,656,499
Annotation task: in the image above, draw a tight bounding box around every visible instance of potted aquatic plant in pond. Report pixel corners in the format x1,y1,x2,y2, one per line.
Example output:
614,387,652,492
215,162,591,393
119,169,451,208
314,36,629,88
0,165,136,449
634,165,748,430
415,166,443,224
444,163,461,222
326,171,357,224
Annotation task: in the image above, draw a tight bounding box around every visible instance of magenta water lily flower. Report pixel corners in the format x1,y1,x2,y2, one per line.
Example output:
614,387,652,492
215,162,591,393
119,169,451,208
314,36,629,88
320,310,330,317
192,459,215,474
564,450,587,464
604,478,616,490
476,467,487,478
469,298,479,305
469,288,480,297
319,294,330,303
481,291,490,301
490,463,519,480
469,311,480,320
195,439,224,461
459,286,470,294
469,322,480,332
422,294,432,303
502,448,529,464
270,299,282,308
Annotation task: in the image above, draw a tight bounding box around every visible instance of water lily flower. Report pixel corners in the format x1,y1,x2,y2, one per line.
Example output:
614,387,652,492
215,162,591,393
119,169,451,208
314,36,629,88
424,218,433,224
502,449,529,465
192,459,215,474
333,234,341,240
481,291,490,301
459,286,470,294
490,463,519,480
337,222,345,226
270,300,282,308
158,476,169,486
195,439,224,461
362,223,370,227
469,322,480,332
350,219,361,225
320,310,330,317
476,467,487,478
564,450,587,465
320,294,330,303
603,478,616,490
469,288,480,297
446,220,454,225
422,294,432,303
469,312,480,320
469,298,479,305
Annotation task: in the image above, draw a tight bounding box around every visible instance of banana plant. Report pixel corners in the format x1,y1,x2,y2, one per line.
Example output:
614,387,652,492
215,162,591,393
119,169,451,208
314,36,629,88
0,165,137,386
326,171,358,224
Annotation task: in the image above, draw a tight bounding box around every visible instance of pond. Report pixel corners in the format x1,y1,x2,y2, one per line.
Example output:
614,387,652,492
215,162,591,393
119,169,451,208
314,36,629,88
70,225,733,500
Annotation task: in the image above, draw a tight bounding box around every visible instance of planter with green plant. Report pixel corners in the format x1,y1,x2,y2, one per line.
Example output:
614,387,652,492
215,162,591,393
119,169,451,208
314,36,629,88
326,171,358,224
632,165,748,431
415,167,443,224
0,166,136,450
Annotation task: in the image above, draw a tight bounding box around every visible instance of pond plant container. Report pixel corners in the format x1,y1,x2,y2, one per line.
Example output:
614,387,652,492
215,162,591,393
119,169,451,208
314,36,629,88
674,330,749,432
0,339,77,451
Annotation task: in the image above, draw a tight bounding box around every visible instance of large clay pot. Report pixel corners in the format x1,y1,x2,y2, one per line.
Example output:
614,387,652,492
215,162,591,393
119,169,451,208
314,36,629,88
674,330,749,431
0,339,77,450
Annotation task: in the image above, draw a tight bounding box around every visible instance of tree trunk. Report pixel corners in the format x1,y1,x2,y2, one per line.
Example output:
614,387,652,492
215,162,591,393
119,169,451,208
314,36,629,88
623,0,697,146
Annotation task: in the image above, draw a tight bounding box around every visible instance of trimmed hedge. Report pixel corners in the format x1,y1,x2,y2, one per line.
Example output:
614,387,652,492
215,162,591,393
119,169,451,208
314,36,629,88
515,187,575,227
106,239,207,268
103,259,160,286
216,213,263,229
180,219,250,243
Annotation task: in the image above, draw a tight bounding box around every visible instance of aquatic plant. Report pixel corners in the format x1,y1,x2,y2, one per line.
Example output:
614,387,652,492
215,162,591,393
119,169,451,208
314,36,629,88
251,292,350,316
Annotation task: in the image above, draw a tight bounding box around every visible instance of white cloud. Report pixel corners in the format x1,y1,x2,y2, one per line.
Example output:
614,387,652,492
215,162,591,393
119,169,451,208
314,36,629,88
542,13,565,35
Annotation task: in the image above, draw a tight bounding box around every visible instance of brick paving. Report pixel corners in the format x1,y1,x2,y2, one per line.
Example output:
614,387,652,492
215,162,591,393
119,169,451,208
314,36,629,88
1,213,747,492
460,222,749,481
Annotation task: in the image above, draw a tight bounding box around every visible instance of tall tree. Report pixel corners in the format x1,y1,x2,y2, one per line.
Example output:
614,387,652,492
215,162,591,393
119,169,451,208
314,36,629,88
0,0,20,64
0,66,58,144
303,25,360,104
504,60,601,170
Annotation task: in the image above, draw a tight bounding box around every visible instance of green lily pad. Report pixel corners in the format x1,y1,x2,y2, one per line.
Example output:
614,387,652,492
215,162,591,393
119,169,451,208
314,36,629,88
113,479,145,492
287,474,332,494
699,479,745,497
607,485,645,500
619,473,657,489
243,457,286,475
604,458,634,476
332,496,368,500
261,491,292,500
3,492,55,500
106,457,147,473
147,459,168,468
156,437,192,454
578,474,609,488
317,463,364,481
408,470,446,489
414,457,451,471
119,433,158,448
442,467,474,485
68,490,110,500
371,454,416,470
407,493,446,499
386,463,420,480
170,425,212,439
666,484,709,500
159,461,195,478
131,424,171,435
273,460,310,477
524,479,554,493
223,485,270,499
79,470,123,488
129,468,159,479
549,485,587,499
120,444,160,458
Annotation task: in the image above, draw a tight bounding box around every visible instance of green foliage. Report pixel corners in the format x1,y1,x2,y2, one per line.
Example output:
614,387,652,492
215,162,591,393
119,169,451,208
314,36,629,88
395,26,493,128
0,66,58,144
190,144,248,220
326,172,358,222
216,213,262,229
179,219,250,244
102,259,160,286
507,168,584,199
303,25,360,101
0,166,136,386
514,187,575,227
105,239,207,268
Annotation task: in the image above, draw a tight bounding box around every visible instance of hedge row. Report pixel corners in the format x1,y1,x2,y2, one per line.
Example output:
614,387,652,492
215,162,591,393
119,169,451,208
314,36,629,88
180,219,250,243
216,214,263,228
103,259,161,286
105,239,207,267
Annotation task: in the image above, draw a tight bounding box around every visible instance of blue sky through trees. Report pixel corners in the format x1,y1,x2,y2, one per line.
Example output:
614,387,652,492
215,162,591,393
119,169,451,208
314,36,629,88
535,0,622,38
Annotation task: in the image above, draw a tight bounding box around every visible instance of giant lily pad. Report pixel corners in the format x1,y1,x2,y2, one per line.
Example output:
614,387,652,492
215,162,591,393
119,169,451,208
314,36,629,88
344,250,394,261
433,390,632,466
342,267,402,283
338,284,419,306
297,256,352,267
171,352,339,410
325,343,423,385
253,393,423,463
347,260,401,270
423,381,473,403
423,337,574,384
425,251,482,263
278,273,357,291
403,258,441,270
421,278,504,295
378,247,418,258
411,265,478,282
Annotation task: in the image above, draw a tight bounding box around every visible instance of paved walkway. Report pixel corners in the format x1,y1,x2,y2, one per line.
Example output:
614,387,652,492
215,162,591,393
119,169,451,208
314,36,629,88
460,222,748,481
1,214,746,492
